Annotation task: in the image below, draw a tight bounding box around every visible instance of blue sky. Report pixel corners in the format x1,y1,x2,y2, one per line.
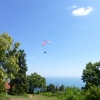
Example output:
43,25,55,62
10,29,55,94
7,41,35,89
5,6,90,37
0,0,100,77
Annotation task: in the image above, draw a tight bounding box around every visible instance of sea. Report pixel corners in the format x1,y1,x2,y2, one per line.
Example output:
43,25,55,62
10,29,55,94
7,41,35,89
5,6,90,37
45,77,85,89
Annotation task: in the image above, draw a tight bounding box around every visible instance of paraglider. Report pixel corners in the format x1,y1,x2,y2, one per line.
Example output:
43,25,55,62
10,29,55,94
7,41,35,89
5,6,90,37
42,40,50,53
42,40,50,46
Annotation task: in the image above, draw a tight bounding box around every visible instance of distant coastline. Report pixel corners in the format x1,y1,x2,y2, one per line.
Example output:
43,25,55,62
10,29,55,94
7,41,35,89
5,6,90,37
45,77,85,88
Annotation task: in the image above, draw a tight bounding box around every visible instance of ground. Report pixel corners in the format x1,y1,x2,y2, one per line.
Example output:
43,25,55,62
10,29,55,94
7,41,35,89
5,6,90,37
1,94,58,100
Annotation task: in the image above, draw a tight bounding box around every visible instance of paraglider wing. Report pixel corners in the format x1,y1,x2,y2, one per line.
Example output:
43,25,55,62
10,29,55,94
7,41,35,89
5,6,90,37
42,40,50,53
47,41,50,44
42,40,50,46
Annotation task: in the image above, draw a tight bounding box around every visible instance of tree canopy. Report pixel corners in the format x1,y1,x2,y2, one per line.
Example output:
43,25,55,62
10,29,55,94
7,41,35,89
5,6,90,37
27,72,46,94
81,61,100,89
0,33,20,82
10,49,28,95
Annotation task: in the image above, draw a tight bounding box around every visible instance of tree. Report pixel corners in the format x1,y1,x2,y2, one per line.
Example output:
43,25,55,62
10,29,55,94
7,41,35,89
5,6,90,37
59,85,64,91
0,33,20,80
47,83,56,93
0,33,20,82
10,49,28,95
27,72,46,94
81,61,100,90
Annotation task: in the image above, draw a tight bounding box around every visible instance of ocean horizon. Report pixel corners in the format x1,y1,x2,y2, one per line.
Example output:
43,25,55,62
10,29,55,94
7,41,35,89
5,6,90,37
45,77,85,89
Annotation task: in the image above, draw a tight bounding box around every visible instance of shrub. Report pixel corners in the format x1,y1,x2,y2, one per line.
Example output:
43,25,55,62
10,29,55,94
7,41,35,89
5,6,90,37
85,85,100,100
0,81,5,94
56,86,85,100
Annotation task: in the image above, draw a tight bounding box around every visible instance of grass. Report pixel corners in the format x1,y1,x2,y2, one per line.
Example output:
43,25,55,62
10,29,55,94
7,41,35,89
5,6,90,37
0,94,58,100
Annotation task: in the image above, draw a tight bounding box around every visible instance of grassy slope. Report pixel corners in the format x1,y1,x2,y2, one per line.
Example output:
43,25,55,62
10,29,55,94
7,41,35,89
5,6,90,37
1,94,58,100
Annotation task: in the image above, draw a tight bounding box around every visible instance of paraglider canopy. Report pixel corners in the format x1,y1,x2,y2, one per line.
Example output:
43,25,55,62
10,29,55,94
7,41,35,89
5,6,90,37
42,40,50,53
42,40,50,46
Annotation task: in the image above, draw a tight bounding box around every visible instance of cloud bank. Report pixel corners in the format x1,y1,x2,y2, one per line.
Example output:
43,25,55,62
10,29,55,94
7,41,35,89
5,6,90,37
72,6,93,16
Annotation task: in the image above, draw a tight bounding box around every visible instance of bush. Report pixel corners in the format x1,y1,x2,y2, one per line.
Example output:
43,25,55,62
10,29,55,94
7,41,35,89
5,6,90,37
42,86,100,100
0,93,11,100
11,84,26,95
42,92,53,97
56,86,85,100
85,85,100,100
0,82,5,94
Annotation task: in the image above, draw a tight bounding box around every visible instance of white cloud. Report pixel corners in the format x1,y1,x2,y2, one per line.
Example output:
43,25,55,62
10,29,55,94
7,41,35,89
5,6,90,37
72,6,93,16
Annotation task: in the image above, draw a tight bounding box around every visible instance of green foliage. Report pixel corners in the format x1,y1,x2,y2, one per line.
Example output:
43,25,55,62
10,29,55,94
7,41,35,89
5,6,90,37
56,86,85,100
42,92,53,97
59,85,65,91
0,93,10,100
42,86,100,100
0,33,20,81
43,86,86,100
10,49,28,95
47,84,56,93
27,72,46,94
81,62,100,89
11,84,26,95
0,81,5,93
85,85,100,100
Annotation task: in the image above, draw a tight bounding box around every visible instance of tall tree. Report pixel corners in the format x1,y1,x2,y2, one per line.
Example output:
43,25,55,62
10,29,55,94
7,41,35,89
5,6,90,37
27,72,46,94
10,50,28,95
81,61,100,90
0,33,20,82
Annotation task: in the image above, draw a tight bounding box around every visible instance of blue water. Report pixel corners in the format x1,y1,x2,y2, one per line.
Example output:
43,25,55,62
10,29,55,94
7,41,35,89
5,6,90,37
46,77,85,89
